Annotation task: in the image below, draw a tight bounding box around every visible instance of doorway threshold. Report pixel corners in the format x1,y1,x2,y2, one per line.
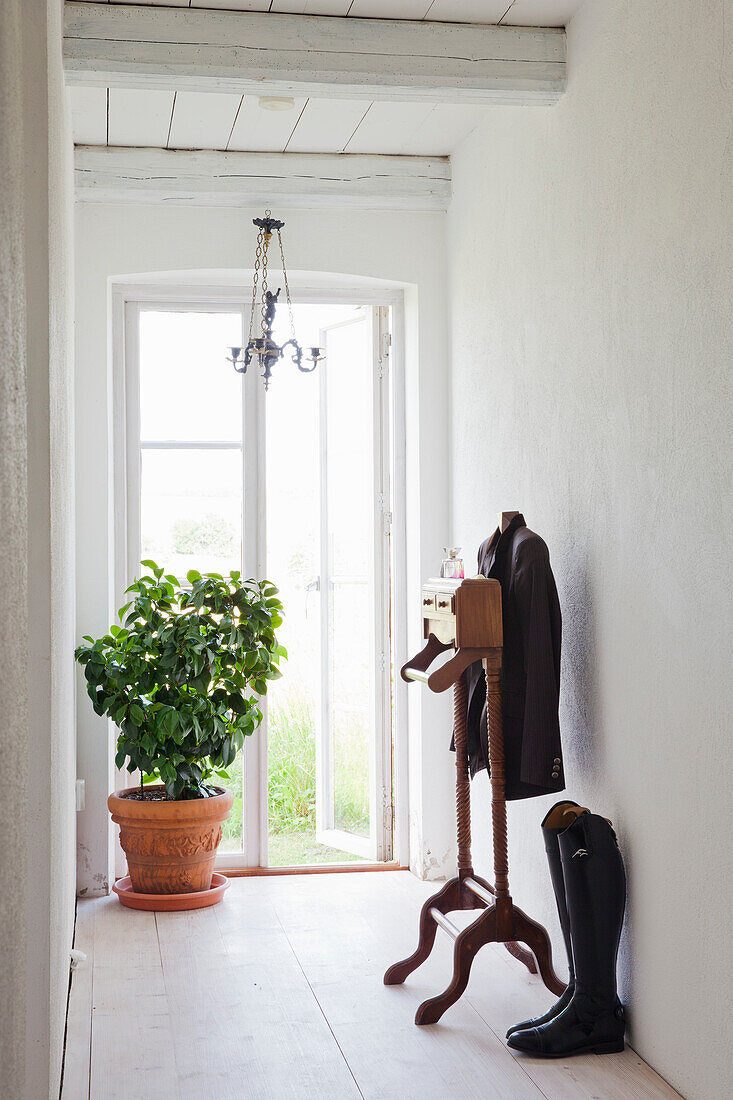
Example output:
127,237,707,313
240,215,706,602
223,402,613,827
220,861,405,877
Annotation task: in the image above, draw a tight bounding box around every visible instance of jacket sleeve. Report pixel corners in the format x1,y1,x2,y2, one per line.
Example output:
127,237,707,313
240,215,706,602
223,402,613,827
511,537,562,787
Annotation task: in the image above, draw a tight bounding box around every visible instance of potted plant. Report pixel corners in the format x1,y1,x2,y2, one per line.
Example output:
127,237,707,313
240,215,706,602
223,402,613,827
75,561,284,897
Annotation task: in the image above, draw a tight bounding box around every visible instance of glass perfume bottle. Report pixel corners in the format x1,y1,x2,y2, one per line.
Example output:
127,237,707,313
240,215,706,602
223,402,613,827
440,547,464,580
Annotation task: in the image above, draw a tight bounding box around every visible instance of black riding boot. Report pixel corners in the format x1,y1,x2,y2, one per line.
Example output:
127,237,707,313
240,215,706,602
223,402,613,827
507,812,626,1057
506,801,579,1038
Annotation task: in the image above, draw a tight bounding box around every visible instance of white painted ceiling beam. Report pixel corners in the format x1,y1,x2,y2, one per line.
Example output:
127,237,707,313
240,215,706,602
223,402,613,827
63,2,566,105
74,145,452,211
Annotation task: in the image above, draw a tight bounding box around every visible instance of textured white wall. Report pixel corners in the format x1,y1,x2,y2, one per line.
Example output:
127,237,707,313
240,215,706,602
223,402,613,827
74,202,454,891
448,2,732,1098
0,1,75,1097
44,1,77,1094
0,4,31,1096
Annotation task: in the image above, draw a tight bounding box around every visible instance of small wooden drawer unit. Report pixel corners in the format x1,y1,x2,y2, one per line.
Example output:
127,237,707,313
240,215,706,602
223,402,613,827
422,577,502,649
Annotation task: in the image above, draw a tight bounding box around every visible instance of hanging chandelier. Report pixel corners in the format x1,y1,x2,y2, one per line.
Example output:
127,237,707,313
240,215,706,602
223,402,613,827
227,211,325,390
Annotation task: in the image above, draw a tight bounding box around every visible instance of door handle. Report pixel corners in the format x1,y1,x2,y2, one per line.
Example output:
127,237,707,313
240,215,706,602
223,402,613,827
305,577,320,618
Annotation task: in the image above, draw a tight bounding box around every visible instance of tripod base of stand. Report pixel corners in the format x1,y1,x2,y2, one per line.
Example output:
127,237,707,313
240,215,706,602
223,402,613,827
384,870,565,1025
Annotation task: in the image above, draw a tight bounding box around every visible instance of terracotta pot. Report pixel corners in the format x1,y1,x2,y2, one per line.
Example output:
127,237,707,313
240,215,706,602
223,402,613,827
108,785,234,895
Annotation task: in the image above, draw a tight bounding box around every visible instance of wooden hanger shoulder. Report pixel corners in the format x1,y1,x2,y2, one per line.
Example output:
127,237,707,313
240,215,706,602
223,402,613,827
497,510,520,532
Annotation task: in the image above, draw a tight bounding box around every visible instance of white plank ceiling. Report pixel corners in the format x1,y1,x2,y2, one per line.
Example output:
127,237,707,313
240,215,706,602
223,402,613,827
72,1,581,24
68,0,583,155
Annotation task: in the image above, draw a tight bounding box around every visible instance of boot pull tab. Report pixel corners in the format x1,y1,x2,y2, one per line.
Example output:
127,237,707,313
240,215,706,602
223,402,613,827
562,806,591,822
561,807,614,827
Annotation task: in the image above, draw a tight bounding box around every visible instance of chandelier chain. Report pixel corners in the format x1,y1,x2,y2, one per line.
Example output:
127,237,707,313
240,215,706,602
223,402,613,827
248,226,264,344
277,229,298,343
260,233,270,336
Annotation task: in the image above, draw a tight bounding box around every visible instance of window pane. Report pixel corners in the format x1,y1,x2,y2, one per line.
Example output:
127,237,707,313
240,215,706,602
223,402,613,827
140,448,242,579
139,311,243,442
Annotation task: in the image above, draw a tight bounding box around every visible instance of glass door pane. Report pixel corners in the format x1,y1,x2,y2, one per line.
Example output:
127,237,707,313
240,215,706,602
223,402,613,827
140,448,242,578
265,304,368,866
138,310,243,442
315,311,393,862
132,306,246,854
316,314,373,857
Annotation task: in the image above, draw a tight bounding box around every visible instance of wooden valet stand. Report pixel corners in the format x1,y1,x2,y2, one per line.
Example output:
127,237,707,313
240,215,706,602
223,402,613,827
384,576,565,1024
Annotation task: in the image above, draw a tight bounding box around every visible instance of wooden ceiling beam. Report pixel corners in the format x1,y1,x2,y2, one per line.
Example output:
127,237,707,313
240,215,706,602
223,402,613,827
74,146,452,211
63,2,565,105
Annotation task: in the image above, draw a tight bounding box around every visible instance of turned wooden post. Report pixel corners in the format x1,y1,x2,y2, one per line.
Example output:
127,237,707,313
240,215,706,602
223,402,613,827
483,655,509,899
453,673,473,875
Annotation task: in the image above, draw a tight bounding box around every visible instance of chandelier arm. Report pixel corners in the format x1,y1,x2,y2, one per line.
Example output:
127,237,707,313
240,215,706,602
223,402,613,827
279,337,303,370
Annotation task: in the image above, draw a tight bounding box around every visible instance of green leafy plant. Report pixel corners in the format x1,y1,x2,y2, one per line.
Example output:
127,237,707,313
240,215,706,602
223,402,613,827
74,561,285,800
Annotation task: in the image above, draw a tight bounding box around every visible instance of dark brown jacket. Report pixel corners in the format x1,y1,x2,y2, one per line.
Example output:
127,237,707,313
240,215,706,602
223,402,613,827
464,515,565,800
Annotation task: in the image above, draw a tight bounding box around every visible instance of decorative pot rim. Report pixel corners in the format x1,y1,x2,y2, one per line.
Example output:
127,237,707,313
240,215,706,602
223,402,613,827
111,783,229,802
108,784,234,824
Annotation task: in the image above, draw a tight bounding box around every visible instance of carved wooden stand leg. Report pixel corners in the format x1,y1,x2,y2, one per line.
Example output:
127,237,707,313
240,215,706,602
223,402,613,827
383,659,565,1024
384,675,490,988
477,656,565,1000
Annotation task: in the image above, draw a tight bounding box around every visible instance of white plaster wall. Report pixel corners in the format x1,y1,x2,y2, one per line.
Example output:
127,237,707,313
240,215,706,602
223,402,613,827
0,4,31,1095
448,2,732,1097
0,1,76,1097
44,1,77,1093
74,202,454,891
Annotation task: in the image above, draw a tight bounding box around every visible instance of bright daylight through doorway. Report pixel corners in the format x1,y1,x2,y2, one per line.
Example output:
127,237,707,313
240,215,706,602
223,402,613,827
133,299,396,869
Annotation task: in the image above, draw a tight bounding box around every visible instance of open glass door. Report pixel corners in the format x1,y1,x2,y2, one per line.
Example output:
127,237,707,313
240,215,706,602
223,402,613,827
124,296,398,872
315,309,393,861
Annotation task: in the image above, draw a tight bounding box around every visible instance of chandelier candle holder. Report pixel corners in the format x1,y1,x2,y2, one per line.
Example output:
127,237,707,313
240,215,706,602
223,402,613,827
227,211,325,390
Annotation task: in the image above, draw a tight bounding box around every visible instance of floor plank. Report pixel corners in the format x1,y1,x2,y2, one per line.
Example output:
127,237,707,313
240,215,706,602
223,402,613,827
464,944,681,1100
63,871,682,1100
61,898,97,1100
156,899,359,1098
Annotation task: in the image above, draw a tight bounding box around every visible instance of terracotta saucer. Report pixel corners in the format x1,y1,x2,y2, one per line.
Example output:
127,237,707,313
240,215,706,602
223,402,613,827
113,873,230,912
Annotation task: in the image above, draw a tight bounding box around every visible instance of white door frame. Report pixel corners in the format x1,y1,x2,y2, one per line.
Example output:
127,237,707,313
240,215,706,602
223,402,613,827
111,280,409,872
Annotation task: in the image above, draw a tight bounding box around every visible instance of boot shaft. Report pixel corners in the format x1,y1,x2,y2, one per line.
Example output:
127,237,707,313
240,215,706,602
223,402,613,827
505,800,579,1039
541,800,580,983
559,812,626,1001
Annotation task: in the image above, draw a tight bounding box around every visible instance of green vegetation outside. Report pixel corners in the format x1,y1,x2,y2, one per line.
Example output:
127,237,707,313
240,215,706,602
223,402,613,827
220,688,369,866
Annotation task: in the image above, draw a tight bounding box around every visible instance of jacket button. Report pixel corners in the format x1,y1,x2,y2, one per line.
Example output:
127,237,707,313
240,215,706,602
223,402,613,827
554,758,561,764
551,770,559,779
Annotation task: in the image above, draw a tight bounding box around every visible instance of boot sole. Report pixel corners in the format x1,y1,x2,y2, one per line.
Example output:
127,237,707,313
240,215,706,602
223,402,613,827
592,1040,625,1055
508,1038,625,1057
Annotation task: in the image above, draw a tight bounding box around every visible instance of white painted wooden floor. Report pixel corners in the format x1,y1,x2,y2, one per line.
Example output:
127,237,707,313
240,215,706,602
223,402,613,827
62,871,681,1100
